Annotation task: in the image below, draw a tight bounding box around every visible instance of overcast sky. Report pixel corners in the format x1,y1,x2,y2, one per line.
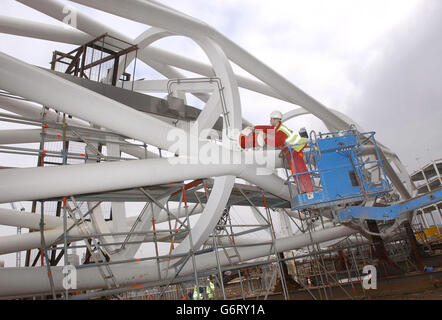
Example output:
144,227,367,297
0,0,441,266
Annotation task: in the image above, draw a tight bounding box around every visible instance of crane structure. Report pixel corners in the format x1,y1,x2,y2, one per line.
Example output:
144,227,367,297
0,0,439,300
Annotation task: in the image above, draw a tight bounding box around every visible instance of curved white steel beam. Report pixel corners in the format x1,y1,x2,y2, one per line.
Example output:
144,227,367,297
0,229,65,256
0,95,88,127
0,15,90,44
0,152,287,201
0,95,46,121
0,97,160,159
0,204,205,231
281,108,309,122
0,127,160,160
0,207,62,230
0,128,54,145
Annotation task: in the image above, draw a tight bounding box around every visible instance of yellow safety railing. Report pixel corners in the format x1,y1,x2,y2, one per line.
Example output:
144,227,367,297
415,226,441,241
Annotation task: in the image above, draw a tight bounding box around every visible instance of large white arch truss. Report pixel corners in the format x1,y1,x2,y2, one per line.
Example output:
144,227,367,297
0,0,417,298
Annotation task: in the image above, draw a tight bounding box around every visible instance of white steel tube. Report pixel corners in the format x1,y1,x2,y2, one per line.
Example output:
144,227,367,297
0,204,204,231
0,207,62,230
0,95,87,127
0,129,54,145
0,15,90,44
0,158,236,203
0,156,288,204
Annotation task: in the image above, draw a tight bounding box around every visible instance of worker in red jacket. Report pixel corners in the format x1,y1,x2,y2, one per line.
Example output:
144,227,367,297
239,110,314,193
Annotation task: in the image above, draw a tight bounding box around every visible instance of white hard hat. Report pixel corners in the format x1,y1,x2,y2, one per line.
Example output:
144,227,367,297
270,110,282,119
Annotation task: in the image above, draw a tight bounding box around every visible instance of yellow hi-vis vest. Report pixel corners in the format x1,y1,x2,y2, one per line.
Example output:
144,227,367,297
206,281,215,298
277,124,309,152
193,287,202,300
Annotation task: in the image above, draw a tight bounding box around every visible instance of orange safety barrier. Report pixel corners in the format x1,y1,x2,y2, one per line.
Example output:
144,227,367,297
415,226,441,241
182,186,188,208
130,284,143,289
261,192,268,209
203,181,209,201
261,191,277,239
170,179,204,197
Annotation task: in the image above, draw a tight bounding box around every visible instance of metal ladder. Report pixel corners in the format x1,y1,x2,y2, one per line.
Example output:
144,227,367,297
216,208,242,265
66,198,119,289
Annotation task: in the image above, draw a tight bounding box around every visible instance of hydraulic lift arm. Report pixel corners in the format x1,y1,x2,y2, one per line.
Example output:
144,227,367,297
336,188,442,222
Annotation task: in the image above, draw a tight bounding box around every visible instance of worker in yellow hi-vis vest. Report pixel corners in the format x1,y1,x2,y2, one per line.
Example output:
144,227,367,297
206,278,215,300
193,286,202,300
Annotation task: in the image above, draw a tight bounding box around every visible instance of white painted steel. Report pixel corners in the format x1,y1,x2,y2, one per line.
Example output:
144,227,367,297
0,155,287,204
0,15,90,44
0,129,55,145
0,207,63,230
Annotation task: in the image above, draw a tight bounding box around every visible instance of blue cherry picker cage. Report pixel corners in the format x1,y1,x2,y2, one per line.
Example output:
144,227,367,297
284,127,391,211
283,126,442,223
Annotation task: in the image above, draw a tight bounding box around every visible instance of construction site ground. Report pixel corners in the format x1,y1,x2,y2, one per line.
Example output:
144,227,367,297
223,254,442,300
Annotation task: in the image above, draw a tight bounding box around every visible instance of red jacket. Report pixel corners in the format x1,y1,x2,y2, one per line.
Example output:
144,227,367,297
241,124,288,149
254,123,288,149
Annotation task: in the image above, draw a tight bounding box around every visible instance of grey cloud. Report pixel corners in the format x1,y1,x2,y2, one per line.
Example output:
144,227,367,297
347,0,442,172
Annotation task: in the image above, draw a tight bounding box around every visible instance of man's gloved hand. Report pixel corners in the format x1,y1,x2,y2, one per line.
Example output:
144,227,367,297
255,131,265,147
240,126,254,136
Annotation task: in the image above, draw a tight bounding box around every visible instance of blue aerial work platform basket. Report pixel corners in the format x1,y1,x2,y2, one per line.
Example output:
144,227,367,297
285,127,391,211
